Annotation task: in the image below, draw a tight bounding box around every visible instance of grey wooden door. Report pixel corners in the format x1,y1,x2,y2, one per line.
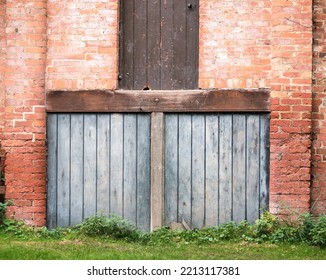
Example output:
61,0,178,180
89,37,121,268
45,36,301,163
47,112,269,230
119,0,199,90
47,113,151,231
164,113,269,227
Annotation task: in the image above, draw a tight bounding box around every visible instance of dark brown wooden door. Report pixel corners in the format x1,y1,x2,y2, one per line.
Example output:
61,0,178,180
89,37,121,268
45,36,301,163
119,0,199,90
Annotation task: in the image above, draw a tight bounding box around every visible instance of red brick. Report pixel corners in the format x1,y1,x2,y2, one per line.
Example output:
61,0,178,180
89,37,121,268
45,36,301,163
312,0,326,215
0,0,321,227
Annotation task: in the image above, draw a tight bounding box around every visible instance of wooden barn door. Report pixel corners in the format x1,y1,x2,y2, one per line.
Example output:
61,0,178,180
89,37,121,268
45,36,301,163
47,91,270,230
119,0,199,90
164,113,269,228
47,113,151,231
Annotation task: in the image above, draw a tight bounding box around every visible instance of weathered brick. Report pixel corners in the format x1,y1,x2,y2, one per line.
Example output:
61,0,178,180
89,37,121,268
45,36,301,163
312,0,326,215
0,0,323,228
1,0,47,226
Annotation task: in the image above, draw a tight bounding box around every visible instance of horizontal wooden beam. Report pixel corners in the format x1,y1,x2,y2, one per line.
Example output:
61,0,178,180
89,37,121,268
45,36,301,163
46,89,270,113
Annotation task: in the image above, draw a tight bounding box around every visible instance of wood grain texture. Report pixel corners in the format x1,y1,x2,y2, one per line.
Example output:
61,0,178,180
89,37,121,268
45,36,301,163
246,115,260,223
151,112,165,230
136,114,151,231
205,115,219,227
178,115,192,225
147,0,161,89
219,115,233,224
96,115,111,216
110,114,124,217
70,114,84,225
133,0,147,89
164,113,270,228
232,115,246,223
185,0,199,89
119,0,199,90
47,113,151,230
119,0,134,88
56,114,70,227
46,114,58,228
47,112,269,230
46,89,270,113
259,114,270,213
83,115,97,218
164,114,179,225
173,0,187,89
191,115,206,228
123,114,138,225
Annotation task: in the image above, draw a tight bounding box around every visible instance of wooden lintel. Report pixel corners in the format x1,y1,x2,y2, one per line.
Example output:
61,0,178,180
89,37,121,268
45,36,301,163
46,89,270,113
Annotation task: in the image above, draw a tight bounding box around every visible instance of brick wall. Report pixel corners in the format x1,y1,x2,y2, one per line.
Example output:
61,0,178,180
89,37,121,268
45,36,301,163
1,0,47,226
312,0,326,216
269,0,313,216
0,1,5,203
46,0,118,90
199,0,271,89
0,0,323,227
0,1,5,136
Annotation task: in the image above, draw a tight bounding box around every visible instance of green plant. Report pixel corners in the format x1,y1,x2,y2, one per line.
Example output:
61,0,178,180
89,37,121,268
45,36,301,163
75,214,145,242
310,215,326,247
251,211,279,242
297,213,315,242
270,226,299,243
147,221,251,245
1,211,325,248
248,212,326,246
35,226,66,239
0,200,13,225
146,212,326,247
0,171,4,183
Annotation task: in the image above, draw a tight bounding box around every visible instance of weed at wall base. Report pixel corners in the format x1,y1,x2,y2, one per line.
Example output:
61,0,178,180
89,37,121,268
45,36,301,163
0,200,13,225
0,211,325,248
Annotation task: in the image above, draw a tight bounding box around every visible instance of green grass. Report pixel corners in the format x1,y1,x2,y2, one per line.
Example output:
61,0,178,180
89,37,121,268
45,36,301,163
0,212,325,260
0,233,325,260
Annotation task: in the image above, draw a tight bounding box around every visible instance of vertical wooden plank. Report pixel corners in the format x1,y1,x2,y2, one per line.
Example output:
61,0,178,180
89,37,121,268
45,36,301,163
119,0,134,89
151,112,165,230
178,114,192,225
147,0,161,89
70,114,84,225
232,115,246,223
191,115,205,228
186,0,199,89
173,0,187,89
57,114,71,227
110,114,124,216
83,114,97,218
259,114,270,213
246,115,260,223
123,114,137,225
119,0,199,90
97,114,111,216
160,0,174,89
205,114,219,227
136,114,151,231
47,114,58,229
133,0,148,89
164,114,178,225
219,115,233,224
